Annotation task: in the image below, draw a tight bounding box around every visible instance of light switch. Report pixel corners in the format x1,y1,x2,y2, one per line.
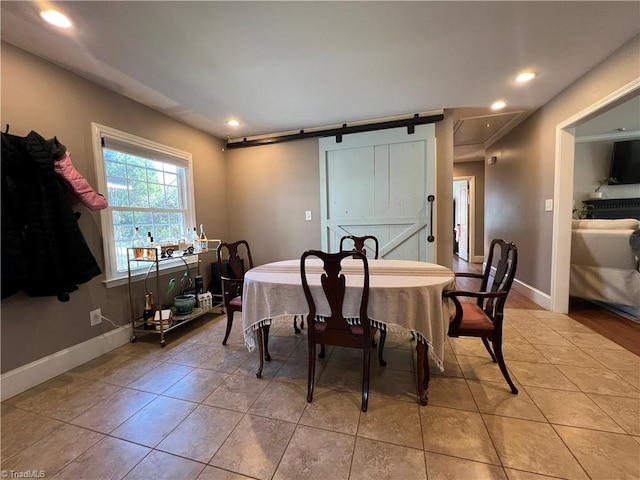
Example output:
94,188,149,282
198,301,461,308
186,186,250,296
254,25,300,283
305,210,312,221
545,199,553,212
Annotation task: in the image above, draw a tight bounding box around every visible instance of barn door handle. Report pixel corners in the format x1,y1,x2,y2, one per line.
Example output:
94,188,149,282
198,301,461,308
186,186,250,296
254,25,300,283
427,195,435,243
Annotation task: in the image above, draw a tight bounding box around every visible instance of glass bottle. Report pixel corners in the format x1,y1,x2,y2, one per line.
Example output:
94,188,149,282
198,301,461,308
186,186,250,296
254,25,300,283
132,227,144,258
148,291,157,313
142,294,153,330
192,227,200,253
132,227,143,246
148,234,156,260
199,224,208,252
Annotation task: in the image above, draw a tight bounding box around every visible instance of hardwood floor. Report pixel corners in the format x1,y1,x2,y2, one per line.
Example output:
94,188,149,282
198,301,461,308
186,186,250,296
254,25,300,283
451,255,640,354
568,297,640,356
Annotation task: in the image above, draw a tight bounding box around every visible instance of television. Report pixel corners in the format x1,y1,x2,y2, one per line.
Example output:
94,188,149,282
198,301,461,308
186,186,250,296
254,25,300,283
608,139,640,184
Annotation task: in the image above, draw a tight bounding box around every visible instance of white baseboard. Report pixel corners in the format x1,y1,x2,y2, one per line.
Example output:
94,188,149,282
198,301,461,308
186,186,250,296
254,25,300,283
1,327,131,401
512,278,551,310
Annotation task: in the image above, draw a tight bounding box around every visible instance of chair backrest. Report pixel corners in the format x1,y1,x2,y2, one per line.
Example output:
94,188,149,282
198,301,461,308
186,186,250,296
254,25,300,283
339,235,379,259
479,239,518,315
217,240,254,279
301,249,370,338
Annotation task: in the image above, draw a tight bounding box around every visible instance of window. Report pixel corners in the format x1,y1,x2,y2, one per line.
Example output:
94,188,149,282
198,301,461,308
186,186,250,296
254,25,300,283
92,124,196,284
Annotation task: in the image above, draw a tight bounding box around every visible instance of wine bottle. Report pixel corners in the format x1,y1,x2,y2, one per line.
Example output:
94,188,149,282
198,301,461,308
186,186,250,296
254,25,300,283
142,294,153,330
199,224,208,252
149,291,157,313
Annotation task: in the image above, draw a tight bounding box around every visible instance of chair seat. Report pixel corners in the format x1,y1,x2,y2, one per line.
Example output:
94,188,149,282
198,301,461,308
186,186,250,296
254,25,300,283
229,296,242,307
314,322,364,336
456,301,495,332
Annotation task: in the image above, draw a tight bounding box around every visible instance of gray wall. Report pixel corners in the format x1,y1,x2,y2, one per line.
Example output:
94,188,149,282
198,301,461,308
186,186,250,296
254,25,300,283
486,35,640,293
453,161,485,258
225,113,455,269
574,140,640,207
224,139,322,265
1,43,228,373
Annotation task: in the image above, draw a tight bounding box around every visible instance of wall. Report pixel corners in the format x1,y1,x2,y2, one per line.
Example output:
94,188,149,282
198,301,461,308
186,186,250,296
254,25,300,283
574,139,640,210
224,139,322,265
224,113,455,269
453,161,485,259
486,34,640,295
0,43,228,374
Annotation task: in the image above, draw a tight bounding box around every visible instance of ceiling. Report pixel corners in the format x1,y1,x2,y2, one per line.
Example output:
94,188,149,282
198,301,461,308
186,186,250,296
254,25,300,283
2,1,639,160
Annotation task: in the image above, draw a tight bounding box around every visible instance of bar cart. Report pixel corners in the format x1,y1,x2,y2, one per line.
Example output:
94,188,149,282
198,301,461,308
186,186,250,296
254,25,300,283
127,243,220,346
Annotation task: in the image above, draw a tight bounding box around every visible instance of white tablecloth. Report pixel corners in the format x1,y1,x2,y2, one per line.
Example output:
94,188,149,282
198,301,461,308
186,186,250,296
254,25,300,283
242,258,456,370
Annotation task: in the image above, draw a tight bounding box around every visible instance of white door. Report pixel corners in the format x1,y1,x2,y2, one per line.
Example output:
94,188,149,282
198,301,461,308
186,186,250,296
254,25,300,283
319,124,436,262
453,180,469,261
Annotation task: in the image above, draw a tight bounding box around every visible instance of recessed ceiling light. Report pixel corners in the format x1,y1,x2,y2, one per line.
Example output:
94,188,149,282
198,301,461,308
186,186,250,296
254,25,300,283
491,101,506,110
40,9,72,28
515,72,536,83
226,119,240,127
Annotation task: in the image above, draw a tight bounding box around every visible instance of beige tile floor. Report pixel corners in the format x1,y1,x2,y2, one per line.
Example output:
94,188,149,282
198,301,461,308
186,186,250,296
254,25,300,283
2,308,639,480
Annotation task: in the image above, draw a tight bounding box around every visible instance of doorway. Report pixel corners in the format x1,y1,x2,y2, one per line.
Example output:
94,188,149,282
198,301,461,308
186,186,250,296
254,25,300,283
551,79,639,313
453,179,469,260
452,175,476,263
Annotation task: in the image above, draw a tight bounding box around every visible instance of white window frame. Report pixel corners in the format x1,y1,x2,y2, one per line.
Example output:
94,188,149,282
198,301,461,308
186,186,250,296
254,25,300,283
91,123,197,287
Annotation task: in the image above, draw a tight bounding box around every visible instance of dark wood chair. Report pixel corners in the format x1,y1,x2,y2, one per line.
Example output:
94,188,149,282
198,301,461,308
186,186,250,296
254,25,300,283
340,234,386,366
301,249,372,412
217,240,254,346
339,235,380,259
444,238,519,394
293,234,380,335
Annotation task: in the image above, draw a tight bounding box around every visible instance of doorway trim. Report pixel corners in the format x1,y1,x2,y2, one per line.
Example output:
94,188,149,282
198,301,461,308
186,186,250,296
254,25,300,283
551,78,640,313
453,175,477,262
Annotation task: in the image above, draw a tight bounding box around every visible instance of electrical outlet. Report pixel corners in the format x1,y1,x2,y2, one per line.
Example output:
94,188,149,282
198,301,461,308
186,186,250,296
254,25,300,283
90,308,102,326
305,210,312,221
545,199,553,212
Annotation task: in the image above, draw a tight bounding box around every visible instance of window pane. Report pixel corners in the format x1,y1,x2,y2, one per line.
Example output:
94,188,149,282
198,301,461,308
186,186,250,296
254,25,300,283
127,165,147,182
166,185,179,208
99,136,193,278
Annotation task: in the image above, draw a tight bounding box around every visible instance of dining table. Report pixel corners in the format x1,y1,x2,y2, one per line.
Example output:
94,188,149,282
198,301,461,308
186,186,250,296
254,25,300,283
241,258,456,405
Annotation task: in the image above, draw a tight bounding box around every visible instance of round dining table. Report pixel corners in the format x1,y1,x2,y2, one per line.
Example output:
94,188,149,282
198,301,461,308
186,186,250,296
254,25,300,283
241,258,456,405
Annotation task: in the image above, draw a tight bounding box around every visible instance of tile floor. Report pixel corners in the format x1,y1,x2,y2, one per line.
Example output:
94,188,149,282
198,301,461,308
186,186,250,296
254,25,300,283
1,308,639,480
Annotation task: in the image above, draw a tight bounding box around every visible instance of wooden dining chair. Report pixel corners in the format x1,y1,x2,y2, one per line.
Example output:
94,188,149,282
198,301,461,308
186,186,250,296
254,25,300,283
339,234,379,259
339,234,386,366
301,249,372,412
444,238,519,394
217,240,254,345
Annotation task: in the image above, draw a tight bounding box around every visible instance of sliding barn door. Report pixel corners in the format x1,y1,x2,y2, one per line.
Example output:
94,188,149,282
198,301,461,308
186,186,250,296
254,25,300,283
319,124,436,262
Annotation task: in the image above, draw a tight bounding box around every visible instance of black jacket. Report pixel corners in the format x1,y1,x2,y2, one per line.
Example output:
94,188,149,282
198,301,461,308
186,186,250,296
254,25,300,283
1,131,102,301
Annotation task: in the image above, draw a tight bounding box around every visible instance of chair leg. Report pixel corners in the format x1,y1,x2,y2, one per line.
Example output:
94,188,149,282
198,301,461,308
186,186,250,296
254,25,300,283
293,316,301,334
362,345,371,412
482,337,497,362
493,341,518,394
307,341,316,403
222,310,234,345
262,325,271,361
378,330,387,367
